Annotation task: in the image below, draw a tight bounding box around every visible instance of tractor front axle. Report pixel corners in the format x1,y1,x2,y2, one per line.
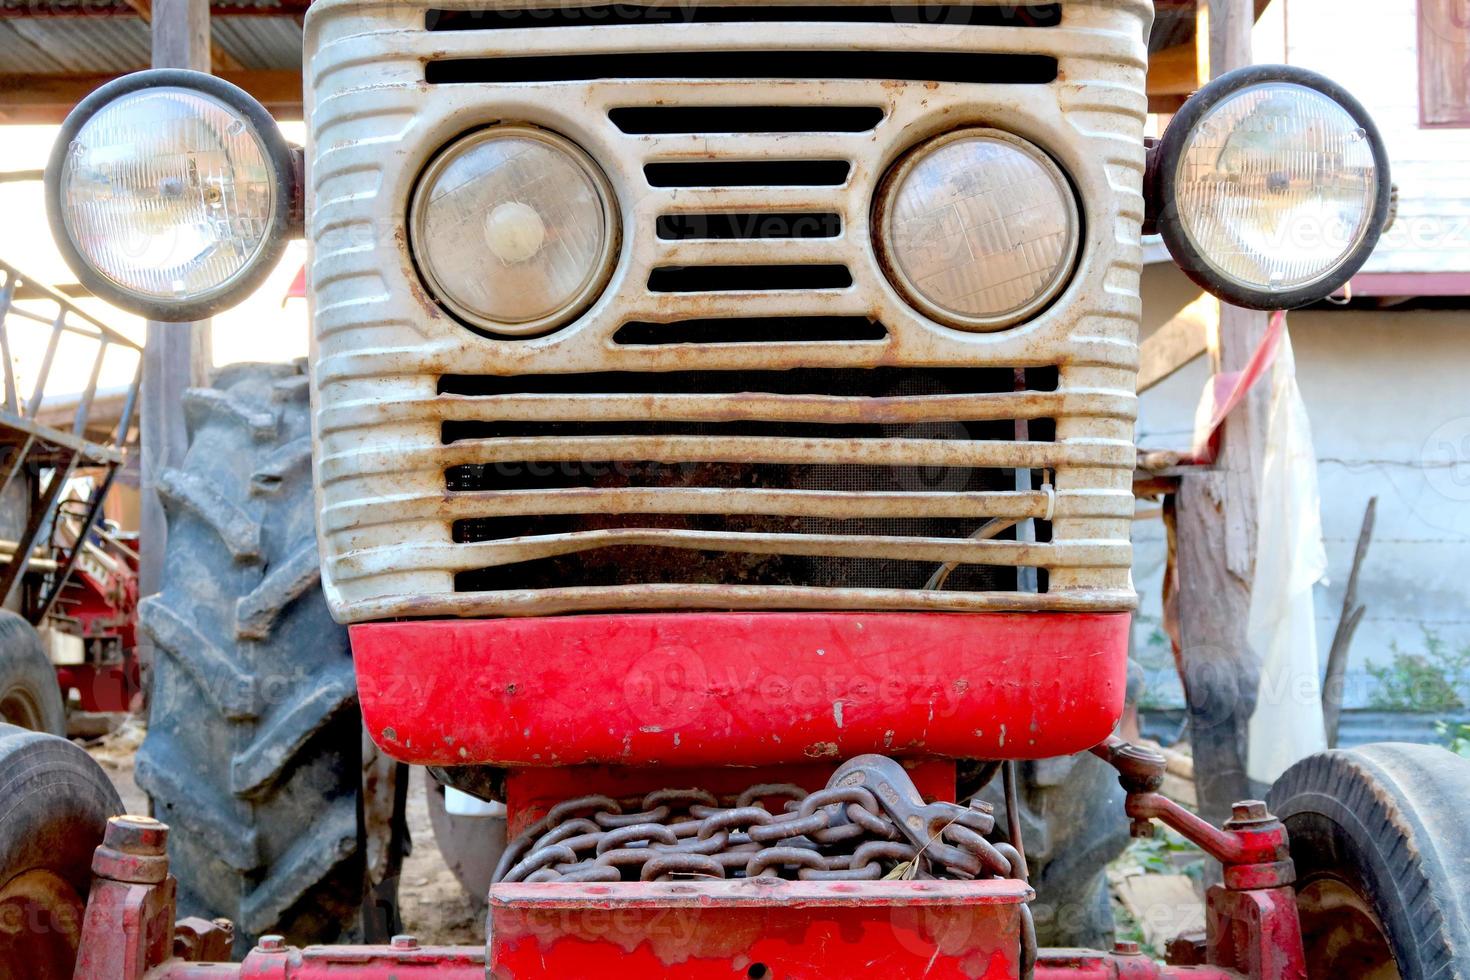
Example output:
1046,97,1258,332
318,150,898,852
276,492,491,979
70,740,1310,980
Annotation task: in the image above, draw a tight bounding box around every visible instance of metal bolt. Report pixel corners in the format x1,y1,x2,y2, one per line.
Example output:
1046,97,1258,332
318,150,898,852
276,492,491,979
1114,940,1141,956
1232,801,1269,822
391,934,419,950
1129,817,1156,839
257,935,286,953
103,815,168,856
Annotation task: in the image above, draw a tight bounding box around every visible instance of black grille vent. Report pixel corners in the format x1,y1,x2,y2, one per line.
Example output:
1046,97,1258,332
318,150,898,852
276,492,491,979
426,4,1064,31
425,51,1058,85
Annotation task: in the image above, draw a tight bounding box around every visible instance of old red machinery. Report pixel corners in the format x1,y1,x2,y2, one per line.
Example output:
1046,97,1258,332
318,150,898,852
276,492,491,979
0,260,142,726
51,512,141,715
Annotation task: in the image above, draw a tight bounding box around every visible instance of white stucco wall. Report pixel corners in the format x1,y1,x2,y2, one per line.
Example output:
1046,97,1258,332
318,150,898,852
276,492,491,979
1133,264,1470,710
1255,0,1470,275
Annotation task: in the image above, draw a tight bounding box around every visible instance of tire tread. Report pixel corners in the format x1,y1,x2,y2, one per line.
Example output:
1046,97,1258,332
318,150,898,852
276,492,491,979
137,363,364,953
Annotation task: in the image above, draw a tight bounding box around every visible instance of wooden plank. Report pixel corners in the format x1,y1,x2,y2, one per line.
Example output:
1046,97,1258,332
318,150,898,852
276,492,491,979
139,0,214,616
116,0,242,71
1207,0,1251,85
1147,40,1206,98
1420,0,1470,127
1138,293,1219,393
0,70,304,124
1174,0,1273,828
1115,875,1206,948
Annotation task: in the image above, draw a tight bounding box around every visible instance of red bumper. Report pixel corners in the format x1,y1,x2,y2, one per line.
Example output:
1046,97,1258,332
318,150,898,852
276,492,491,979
352,611,1130,767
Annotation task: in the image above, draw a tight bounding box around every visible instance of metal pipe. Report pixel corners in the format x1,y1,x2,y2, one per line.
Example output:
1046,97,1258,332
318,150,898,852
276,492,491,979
1003,760,1027,878
153,947,488,979
0,271,18,413
26,310,65,419
37,462,120,622
0,451,78,609
74,340,108,437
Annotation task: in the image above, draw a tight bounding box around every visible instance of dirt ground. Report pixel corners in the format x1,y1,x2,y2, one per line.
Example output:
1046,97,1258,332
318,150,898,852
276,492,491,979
84,720,483,947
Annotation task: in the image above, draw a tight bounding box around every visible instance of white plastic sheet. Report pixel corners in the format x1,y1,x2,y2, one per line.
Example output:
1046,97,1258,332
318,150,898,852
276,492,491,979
1245,328,1329,785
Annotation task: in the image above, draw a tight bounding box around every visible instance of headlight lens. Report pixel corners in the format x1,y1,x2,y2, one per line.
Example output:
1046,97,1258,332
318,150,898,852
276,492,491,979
1156,66,1390,309
410,127,618,336
59,88,278,304
45,70,295,321
875,128,1079,332
1176,85,1377,291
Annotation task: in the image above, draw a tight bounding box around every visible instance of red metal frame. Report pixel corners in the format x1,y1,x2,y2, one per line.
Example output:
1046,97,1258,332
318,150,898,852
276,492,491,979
60,611,1308,980
56,661,141,714
50,517,140,714
352,612,1132,768
66,746,1310,980
68,806,1301,980
491,878,1029,978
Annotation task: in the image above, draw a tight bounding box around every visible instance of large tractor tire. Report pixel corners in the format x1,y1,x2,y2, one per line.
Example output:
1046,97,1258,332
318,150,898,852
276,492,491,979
135,362,400,954
1269,743,1470,980
979,753,1131,949
426,776,506,910
0,723,122,979
0,612,65,735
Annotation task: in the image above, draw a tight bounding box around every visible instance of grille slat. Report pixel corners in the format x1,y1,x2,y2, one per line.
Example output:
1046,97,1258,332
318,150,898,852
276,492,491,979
652,239,852,266
323,435,1117,473
323,383,1117,432
320,487,1132,536
333,531,1125,580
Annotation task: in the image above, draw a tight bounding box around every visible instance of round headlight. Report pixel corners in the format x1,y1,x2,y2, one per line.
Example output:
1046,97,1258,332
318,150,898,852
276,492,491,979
46,70,295,321
1156,65,1390,310
875,128,1079,332
410,126,619,337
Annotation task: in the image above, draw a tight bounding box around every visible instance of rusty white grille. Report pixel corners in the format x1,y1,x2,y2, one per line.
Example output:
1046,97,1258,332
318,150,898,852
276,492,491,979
304,0,1150,623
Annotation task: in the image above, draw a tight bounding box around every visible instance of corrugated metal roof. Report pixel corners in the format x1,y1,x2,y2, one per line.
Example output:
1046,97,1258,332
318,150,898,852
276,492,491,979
0,0,301,10
0,3,305,75
212,16,303,70
1149,5,1197,54
0,17,151,74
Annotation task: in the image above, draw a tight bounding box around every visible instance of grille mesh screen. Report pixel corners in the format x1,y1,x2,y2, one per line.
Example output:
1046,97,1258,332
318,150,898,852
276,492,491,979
448,367,1056,594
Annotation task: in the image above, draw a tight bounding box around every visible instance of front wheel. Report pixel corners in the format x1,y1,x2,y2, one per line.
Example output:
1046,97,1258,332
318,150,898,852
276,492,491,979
0,612,64,735
0,724,122,979
1268,743,1470,980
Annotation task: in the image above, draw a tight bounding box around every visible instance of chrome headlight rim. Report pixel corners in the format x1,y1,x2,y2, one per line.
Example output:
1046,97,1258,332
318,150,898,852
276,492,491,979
1154,64,1391,311
408,124,621,339
873,127,1082,333
44,68,297,322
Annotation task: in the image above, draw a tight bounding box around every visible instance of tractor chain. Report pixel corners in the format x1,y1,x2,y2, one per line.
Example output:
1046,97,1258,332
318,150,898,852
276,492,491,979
493,760,1026,885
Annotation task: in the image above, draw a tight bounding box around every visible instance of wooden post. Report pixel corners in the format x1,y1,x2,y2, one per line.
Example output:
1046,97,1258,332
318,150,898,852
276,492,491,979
1323,498,1376,747
1173,0,1274,825
139,0,213,611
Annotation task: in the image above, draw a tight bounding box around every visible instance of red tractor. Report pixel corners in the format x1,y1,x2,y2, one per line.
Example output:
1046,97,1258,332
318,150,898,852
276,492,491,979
5,1,1467,978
